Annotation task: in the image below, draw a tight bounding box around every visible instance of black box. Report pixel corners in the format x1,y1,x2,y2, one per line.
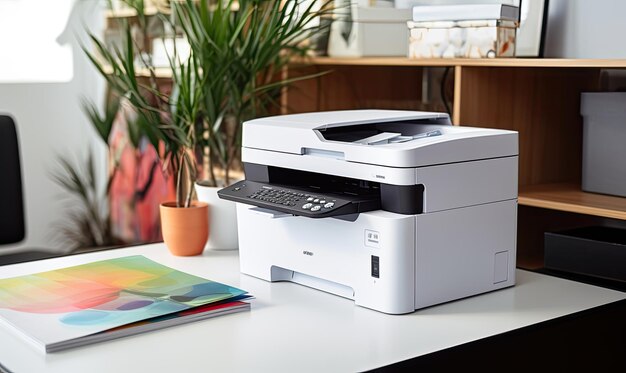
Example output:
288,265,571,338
544,226,626,282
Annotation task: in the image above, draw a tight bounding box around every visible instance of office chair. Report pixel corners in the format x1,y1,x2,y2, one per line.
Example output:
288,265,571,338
0,115,62,265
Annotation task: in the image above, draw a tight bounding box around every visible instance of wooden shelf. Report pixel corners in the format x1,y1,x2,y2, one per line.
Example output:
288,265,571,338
102,65,173,79
105,7,159,18
519,183,626,220
105,1,235,19
300,57,626,69
101,58,626,81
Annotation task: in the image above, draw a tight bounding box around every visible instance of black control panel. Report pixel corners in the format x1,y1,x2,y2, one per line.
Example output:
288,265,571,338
217,180,381,218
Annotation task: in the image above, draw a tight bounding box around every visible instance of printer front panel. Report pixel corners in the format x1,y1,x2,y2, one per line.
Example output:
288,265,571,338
236,204,417,314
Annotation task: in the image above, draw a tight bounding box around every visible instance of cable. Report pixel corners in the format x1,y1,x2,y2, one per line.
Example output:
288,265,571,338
440,67,451,116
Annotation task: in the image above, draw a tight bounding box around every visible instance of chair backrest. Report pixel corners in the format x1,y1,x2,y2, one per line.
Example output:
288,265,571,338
0,115,26,244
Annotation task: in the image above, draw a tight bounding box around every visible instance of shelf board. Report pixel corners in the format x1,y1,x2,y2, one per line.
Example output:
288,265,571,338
102,65,173,79
105,1,236,19
518,183,626,220
100,58,626,77
299,57,626,69
105,7,159,18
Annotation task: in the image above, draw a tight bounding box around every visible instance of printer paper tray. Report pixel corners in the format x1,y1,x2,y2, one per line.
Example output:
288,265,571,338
218,180,380,218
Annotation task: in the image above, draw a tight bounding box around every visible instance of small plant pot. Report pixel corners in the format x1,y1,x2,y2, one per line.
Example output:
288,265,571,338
159,201,209,256
195,182,239,250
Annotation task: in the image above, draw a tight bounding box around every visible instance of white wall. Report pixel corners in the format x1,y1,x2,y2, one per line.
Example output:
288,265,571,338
544,0,626,58
0,0,106,253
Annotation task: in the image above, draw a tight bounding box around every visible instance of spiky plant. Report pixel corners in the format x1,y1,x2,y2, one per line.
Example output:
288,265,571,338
51,98,122,249
51,151,120,249
173,0,333,186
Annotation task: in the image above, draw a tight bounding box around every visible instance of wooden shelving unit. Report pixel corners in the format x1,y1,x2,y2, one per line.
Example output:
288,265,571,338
290,57,626,123
519,183,626,220
283,57,626,269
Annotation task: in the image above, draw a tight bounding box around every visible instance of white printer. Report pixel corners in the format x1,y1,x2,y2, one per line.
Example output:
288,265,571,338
218,110,518,314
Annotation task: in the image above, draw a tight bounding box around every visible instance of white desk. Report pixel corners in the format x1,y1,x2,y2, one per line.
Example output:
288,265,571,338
0,243,624,372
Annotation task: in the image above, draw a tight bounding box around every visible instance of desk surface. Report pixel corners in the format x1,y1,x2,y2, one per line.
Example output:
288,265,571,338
1,243,624,372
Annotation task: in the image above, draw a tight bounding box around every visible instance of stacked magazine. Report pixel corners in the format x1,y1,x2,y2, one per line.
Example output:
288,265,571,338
0,255,250,353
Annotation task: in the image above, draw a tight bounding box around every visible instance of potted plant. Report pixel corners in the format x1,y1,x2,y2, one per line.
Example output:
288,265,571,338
86,16,213,255
85,0,332,253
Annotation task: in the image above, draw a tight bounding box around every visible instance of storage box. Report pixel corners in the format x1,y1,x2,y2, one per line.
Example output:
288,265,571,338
327,7,412,57
408,20,516,59
544,226,626,282
581,92,626,197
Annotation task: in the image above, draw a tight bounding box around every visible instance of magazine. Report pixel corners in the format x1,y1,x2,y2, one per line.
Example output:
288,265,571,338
48,299,250,352
0,255,250,353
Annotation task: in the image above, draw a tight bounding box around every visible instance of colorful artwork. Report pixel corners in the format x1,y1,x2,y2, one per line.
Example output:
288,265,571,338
109,99,175,244
0,256,247,350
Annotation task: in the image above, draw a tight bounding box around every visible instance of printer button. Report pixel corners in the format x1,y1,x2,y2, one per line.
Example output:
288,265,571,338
302,203,313,209
313,198,320,203
371,256,380,278
311,205,321,212
324,202,334,208
319,200,326,204
307,197,314,202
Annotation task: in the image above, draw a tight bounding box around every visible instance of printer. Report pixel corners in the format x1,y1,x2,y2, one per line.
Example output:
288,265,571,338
218,110,518,314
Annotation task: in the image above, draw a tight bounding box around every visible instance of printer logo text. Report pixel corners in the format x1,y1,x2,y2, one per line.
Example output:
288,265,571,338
302,250,314,256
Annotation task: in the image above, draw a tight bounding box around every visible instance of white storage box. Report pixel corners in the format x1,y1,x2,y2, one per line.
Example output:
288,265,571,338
408,19,517,59
328,7,412,57
408,4,518,59
581,92,626,197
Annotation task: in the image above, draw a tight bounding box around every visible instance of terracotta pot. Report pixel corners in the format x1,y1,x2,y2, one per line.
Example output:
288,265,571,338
159,201,209,256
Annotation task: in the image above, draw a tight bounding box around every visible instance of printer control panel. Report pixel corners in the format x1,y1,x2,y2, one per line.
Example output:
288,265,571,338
218,180,380,218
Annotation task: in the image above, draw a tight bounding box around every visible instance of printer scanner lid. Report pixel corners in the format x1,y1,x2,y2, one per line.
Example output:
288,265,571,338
243,110,518,167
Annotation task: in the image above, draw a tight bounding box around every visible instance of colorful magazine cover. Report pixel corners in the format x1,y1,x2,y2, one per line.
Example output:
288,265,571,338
0,255,248,352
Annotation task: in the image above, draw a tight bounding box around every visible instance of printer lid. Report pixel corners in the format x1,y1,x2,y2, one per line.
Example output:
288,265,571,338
242,110,518,168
